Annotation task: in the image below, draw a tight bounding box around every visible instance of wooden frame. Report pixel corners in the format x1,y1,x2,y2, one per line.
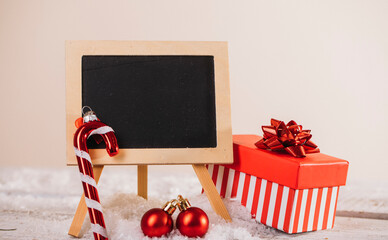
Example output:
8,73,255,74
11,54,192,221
66,40,233,166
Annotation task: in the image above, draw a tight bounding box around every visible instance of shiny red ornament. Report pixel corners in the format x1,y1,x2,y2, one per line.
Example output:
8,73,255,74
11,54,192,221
255,118,320,157
176,195,209,238
73,107,119,240
141,201,176,237
75,117,84,128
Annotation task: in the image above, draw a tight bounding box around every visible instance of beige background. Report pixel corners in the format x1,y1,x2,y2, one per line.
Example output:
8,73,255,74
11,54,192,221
0,0,387,182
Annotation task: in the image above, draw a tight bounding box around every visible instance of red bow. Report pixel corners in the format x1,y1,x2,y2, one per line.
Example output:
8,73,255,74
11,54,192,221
255,119,320,157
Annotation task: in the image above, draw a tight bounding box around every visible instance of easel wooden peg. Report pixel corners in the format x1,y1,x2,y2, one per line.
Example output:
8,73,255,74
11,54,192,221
68,165,104,237
68,165,150,237
137,165,148,199
193,164,232,221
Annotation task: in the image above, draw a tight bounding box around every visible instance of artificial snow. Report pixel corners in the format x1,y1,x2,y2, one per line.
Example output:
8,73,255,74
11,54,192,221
0,166,386,239
0,166,277,240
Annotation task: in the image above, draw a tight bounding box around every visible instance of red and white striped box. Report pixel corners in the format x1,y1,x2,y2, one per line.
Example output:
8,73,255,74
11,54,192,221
206,135,348,234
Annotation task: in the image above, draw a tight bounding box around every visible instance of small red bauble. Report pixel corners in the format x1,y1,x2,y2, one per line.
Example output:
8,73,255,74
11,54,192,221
140,201,176,237
176,195,209,238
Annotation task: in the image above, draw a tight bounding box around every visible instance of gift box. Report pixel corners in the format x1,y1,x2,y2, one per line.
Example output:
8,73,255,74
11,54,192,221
206,135,349,234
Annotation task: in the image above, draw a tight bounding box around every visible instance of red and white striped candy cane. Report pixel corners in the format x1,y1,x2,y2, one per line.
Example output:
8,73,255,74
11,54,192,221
73,108,119,240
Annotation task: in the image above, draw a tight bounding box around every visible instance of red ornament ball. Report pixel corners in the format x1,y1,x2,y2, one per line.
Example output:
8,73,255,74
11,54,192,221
176,207,209,238
140,208,173,237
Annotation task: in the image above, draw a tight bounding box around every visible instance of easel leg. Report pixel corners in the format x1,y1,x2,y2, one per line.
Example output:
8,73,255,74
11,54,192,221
68,165,104,237
137,165,148,199
192,164,232,222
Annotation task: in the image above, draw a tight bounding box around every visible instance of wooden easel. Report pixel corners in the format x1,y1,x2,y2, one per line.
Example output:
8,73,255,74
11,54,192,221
68,164,231,237
66,41,234,237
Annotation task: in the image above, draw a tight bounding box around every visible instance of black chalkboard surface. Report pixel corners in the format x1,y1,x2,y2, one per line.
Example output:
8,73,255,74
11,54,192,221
82,55,217,149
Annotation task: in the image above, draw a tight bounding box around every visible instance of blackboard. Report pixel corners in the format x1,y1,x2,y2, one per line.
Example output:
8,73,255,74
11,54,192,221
82,55,217,149
66,41,232,165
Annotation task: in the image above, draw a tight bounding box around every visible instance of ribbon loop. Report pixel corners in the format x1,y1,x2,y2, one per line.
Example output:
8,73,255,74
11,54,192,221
255,118,320,157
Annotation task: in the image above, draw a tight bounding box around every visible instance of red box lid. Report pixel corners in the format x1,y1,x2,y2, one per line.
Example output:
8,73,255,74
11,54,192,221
222,135,349,189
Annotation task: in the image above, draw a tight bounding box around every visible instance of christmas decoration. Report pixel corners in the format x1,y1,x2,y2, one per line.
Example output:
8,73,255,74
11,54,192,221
73,106,119,240
255,118,319,157
140,200,177,237
75,117,84,128
176,195,209,238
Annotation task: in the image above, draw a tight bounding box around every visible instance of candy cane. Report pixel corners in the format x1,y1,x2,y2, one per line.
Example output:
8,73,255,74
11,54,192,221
73,107,119,240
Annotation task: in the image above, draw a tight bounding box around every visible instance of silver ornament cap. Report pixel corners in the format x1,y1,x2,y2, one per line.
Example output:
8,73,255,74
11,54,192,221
82,106,98,123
